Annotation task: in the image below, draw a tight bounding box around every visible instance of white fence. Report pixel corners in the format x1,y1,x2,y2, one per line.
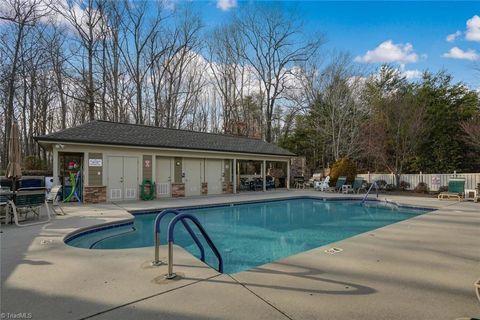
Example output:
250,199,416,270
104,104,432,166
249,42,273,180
357,172,480,191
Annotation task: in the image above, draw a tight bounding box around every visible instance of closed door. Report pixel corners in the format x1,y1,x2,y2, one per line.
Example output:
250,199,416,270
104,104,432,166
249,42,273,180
156,157,171,197
207,160,222,195
107,156,138,201
184,158,202,196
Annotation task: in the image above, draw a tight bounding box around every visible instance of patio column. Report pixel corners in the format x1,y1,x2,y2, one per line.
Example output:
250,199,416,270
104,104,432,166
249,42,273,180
262,160,266,192
53,147,59,185
286,159,290,190
233,158,237,194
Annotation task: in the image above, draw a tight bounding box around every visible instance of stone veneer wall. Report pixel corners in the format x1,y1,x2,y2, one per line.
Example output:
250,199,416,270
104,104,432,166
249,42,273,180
222,182,233,194
201,182,208,195
84,186,107,203
171,183,185,197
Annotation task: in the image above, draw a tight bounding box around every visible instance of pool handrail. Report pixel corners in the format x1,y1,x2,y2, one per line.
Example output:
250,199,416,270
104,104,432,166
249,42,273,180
165,213,223,279
152,209,205,266
361,181,379,204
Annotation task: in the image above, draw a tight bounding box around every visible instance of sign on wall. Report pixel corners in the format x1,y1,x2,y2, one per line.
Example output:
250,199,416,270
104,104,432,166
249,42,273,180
144,159,151,168
89,159,103,167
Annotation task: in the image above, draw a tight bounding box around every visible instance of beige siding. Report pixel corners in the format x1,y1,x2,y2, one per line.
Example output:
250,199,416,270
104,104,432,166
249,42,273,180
142,155,152,181
224,159,231,183
174,157,183,183
88,153,103,186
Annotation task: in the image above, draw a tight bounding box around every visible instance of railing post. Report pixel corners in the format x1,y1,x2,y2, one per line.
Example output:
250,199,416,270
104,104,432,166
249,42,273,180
165,241,176,279
165,213,223,279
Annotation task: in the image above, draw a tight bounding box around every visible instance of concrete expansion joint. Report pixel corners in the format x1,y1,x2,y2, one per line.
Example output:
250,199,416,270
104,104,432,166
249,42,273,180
228,274,294,320
79,273,222,320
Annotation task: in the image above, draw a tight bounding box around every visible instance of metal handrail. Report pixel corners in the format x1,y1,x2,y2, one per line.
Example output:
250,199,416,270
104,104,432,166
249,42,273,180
361,181,379,204
152,209,205,266
165,213,223,279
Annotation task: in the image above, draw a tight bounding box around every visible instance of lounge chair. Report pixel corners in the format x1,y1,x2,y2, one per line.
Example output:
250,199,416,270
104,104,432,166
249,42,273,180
438,178,465,201
8,188,52,227
334,176,347,192
352,177,367,194
314,176,330,191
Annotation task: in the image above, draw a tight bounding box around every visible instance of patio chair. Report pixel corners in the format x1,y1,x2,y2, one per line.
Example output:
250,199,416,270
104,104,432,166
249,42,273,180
8,188,52,227
46,185,65,215
266,176,276,190
438,178,465,201
0,189,14,225
294,176,306,189
251,178,263,191
239,178,250,191
314,176,330,192
334,176,347,192
352,177,367,194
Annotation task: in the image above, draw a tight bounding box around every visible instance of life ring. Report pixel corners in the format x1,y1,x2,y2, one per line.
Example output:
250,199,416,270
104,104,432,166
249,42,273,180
140,179,156,201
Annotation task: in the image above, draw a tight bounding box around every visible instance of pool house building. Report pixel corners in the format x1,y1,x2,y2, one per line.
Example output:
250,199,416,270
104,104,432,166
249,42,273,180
35,121,294,203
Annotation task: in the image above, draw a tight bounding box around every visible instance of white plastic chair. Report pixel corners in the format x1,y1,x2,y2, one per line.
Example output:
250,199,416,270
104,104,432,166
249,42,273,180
314,176,330,192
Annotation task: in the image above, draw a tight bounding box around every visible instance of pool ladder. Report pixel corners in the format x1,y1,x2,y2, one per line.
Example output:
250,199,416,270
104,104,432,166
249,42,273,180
152,209,223,279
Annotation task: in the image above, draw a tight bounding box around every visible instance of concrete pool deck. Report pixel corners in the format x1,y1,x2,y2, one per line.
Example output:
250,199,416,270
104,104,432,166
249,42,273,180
1,190,479,320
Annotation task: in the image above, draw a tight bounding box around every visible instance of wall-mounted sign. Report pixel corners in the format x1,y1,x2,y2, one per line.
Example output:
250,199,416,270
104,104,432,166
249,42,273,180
89,159,103,167
144,160,151,168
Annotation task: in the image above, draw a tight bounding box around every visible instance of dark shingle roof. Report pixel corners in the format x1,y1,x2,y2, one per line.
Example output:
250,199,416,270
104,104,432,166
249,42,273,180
35,121,294,157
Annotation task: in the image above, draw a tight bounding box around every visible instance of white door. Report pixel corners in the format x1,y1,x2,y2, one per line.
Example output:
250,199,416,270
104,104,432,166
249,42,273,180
184,158,202,196
107,156,124,201
123,157,138,200
156,157,171,197
207,159,223,195
107,156,138,201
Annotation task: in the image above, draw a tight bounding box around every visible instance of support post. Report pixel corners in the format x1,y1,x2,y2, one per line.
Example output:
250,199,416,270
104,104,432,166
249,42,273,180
286,159,290,190
53,148,59,186
262,160,266,192
233,158,237,194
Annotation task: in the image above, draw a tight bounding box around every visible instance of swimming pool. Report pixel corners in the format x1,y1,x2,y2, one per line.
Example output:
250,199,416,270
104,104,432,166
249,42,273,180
66,198,430,274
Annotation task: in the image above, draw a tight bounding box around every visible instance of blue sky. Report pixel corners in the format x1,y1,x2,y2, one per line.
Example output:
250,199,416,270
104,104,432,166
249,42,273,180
189,1,480,88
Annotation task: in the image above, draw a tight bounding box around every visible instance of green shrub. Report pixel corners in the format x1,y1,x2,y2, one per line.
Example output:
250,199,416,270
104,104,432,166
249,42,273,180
330,158,357,185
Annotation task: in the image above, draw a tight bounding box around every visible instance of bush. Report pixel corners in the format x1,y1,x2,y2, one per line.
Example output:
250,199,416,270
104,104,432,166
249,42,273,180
399,180,410,190
414,182,429,193
23,155,47,170
438,185,448,192
376,180,388,189
385,184,395,191
329,158,357,186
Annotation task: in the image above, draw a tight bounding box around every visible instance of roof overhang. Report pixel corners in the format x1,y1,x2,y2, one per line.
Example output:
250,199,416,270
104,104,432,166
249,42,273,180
35,138,295,160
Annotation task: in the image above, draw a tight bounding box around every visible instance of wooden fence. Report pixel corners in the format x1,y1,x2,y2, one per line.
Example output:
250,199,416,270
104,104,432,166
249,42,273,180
357,172,480,191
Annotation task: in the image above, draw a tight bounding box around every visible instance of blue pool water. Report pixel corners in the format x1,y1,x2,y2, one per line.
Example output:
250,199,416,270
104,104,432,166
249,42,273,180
67,198,429,274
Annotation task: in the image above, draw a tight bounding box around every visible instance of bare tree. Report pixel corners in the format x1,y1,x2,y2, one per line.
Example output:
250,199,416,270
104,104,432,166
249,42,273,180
119,0,163,124
0,0,50,162
234,5,322,142
50,0,103,121
461,119,480,149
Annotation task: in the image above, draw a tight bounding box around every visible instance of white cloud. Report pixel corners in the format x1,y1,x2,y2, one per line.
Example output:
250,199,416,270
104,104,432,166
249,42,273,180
354,40,419,64
466,15,480,42
446,31,461,42
399,64,422,80
442,47,479,61
403,69,422,80
216,0,237,11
